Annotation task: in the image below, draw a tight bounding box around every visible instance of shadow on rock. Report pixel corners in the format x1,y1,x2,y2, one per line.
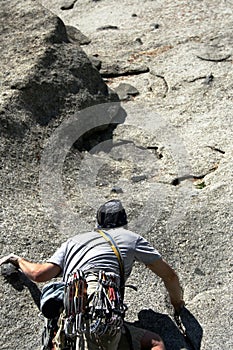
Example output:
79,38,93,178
74,103,127,152
1,264,41,309
129,308,202,350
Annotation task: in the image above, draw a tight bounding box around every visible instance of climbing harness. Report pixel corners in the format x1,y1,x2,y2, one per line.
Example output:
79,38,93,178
88,270,127,338
52,269,127,349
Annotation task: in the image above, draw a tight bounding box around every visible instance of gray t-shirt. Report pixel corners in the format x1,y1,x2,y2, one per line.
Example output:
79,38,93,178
48,227,161,282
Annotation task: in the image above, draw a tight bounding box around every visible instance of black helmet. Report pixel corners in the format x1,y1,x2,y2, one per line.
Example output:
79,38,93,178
97,199,128,228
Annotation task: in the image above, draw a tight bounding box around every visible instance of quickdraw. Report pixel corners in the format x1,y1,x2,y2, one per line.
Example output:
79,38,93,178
88,271,126,337
64,270,88,339
63,270,126,341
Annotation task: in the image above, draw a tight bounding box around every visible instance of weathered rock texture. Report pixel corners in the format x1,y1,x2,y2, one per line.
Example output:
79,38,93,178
1,0,233,349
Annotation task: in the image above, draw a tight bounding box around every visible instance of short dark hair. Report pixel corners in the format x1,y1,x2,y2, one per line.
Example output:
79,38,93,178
97,199,128,228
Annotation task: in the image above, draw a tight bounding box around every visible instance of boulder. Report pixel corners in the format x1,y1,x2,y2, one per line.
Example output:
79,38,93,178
114,83,139,101
0,0,118,131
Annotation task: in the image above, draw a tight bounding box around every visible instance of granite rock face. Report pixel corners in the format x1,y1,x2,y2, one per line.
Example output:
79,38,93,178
1,0,233,349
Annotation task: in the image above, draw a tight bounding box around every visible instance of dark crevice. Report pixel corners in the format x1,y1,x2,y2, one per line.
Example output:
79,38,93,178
196,54,231,62
154,74,169,96
171,166,218,186
97,25,119,31
147,146,163,159
206,146,225,154
101,67,149,78
61,0,78,11
188,73,214,85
